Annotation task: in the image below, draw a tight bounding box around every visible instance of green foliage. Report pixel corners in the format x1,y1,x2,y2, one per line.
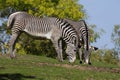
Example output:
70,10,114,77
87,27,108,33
91,50,103,62
16,33,57,58
102,49,119,64
15,43,26,54
91,49,119,64
0,0,85,20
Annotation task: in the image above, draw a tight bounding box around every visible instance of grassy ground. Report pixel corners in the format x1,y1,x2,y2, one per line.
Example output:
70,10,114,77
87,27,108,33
0,54,120,80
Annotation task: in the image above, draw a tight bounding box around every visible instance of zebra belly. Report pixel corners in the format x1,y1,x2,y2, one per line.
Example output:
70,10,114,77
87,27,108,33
24,29,52,39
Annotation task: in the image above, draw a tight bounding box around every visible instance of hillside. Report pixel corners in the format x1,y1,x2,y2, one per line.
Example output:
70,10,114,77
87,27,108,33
0,54,120,80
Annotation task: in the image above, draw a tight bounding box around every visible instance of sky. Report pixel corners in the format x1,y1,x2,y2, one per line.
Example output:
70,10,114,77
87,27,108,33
79,0,120,49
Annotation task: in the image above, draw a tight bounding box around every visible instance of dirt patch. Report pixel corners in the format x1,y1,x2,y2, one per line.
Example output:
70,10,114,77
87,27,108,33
0,66,5,69
38,62,120,74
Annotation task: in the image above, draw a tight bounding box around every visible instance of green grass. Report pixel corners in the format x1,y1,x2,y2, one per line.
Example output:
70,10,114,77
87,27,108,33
0,54,120,80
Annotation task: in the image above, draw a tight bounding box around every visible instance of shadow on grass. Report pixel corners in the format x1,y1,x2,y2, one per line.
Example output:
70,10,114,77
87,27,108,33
0,73,38,80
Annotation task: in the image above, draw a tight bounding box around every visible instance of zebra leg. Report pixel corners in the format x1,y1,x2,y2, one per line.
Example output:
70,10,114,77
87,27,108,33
8,33,19,59
79,48,83,64
51,38,63,62
58,39,63,61
84,50,91,64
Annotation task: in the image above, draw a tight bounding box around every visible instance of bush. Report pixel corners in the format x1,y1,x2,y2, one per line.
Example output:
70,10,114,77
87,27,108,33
91,49,119,64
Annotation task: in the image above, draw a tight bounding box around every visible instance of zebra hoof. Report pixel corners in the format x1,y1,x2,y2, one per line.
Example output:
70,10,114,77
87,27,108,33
10,55,16,59
88,62,92,65
10,57,16,59
79,61,82,64
58,59,64,62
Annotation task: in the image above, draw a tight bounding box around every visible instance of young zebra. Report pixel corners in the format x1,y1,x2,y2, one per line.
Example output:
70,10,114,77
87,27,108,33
7,12,79,63
64,19,98,64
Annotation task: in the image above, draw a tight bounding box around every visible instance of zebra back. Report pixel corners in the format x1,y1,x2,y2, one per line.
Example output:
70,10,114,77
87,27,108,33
8,12,78,48
64,18,89,50
56,18,79,48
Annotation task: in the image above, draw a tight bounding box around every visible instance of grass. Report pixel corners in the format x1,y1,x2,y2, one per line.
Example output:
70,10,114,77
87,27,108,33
0,54,120,80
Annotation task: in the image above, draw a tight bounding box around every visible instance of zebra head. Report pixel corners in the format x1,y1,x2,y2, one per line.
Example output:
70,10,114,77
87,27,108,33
84,46,98,64
66,43,77,63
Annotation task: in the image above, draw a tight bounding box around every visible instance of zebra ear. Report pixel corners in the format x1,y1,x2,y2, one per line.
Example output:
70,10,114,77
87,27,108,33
89,46,98,51
94,47,98,50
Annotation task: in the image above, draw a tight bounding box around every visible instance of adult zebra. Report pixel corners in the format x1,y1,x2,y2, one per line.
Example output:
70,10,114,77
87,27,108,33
7,12,79,63
64,19,98,64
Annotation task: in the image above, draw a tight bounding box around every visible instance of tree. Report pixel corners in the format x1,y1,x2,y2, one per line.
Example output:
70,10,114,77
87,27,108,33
0,0,85,20
111,25,120,59
89,24,105,43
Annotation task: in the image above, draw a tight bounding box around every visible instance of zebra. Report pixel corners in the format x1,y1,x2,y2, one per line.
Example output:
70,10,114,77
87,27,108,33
7,11,79,63
64,18,98,64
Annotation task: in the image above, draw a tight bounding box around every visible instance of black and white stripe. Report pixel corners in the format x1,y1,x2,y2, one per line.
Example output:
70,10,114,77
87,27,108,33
64,19,91,64
7,12,78,63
